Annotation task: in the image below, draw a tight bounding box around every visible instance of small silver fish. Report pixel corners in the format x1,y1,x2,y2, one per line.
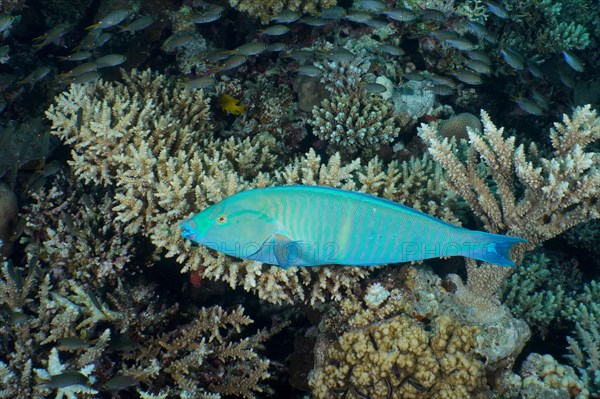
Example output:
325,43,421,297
382,7,416,22
363,18,388,28
76,29,101,51
362,82,386,93
119,15,155,32
68,71,101,84
359,0,387,13
0,45,9,64
93,32,112,49
465,50,491,64
266,42,288,52
259,24,289,36
451,70,482,85
58,51,92,61
402,71,424,81
95,54,126,68
58,337,92,350
467,21,498,44
295,64,323,77
103,375,139,391
558,69,575,89
420,8,446,22
499,48,524,70
380,44,404,56
40,372,88,389
17,66,51,87
444,37,475,51
299,16,329,26
283,50,314,61
561,50,584,72
176,76,216,89
430,29,459,41
526,61,544,79
513,97,543,115
320,6,347,20
191,7,223,24
319,47,354,62
60,61,99,77
203,49,232,62
8,311,28,325
530,90,549,110
464,59,491,74
161,32,194,52
0,15,18,34
485,1,509,18
33,23,71,49
427,74,456,87
217,54,247,71
86,9,132,30
271,9,300,23
231,41,267,56
429,83,454,95
344,10,373,23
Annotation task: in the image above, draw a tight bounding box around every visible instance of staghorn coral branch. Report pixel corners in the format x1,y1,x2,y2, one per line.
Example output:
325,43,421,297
419,106,600,299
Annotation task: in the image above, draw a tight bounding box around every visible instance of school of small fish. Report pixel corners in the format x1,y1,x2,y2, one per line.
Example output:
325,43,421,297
0,0,591,117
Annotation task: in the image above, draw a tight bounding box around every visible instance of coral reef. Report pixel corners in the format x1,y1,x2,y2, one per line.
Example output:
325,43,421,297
45,69,473,305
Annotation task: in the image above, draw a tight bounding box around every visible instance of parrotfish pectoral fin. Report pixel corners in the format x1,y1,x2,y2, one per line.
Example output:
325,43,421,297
467,231,527,266
272,233,303,269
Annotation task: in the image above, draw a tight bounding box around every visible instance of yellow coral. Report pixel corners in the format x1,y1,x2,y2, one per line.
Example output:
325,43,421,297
219,93,246,115
310,313,486,399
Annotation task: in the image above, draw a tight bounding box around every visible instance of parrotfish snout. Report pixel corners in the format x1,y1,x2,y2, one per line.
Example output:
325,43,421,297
180,219,201,242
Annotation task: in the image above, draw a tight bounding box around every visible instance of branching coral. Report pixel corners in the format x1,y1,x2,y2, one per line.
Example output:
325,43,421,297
24,172,134,286
308,93,402,158
501,252,580,337
418,106,600,299
565,281,600,396
228,0,336,23
0,254,282,398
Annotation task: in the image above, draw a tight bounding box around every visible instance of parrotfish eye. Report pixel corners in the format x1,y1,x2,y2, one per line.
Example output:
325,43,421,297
216,214,227,224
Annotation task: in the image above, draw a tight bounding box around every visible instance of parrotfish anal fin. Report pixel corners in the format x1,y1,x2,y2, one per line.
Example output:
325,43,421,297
272,233,303,269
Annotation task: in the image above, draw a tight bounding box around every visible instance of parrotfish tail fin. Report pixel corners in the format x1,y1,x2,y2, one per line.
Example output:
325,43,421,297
466,231,527,267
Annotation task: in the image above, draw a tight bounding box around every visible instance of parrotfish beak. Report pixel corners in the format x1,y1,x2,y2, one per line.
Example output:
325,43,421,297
180,217,211,243
180,219,199,242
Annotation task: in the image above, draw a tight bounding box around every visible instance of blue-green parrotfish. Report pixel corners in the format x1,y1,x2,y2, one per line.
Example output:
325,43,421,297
180,186,525,268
